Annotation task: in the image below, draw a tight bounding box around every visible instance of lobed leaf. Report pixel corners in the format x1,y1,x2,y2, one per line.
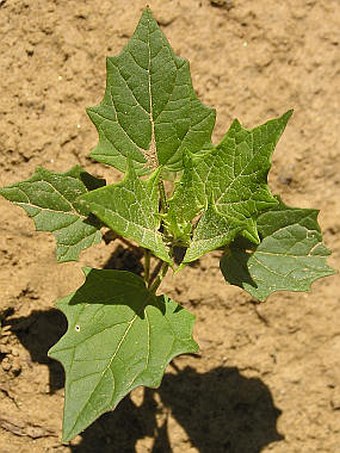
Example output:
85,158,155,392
49,268,198,441
77,163,172,263
0,167,104,262
166,111,293,260
88,8,215,174
220,200,336,300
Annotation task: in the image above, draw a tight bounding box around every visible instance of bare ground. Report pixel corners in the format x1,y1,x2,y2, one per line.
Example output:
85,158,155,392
0,0,339,452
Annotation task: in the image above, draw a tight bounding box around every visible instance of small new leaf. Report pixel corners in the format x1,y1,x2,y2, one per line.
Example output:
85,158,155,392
0,167,104,262
88,8,215,173
77,164,172,263
220,200,335,300
49,268,198,441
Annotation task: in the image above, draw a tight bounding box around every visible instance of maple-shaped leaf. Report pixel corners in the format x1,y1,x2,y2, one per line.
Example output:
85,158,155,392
165,110,293,261
87,7,215,173
220,200,336,300
77,163,172,263
0,167,104,262
49,268,198,441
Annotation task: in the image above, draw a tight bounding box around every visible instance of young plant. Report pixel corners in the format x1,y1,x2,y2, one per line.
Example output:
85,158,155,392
0,8,335,442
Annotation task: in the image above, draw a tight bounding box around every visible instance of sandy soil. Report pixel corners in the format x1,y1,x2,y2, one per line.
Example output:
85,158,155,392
0,0,339,452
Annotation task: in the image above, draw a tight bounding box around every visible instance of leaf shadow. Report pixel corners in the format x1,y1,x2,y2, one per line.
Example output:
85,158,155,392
221,236,259,290
156,366,284,452
5,309,67,392
221,251,257,289
66,267,167,318
103,243,144,275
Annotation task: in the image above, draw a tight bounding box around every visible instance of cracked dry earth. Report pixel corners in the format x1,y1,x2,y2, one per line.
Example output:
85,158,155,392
0,0,339,452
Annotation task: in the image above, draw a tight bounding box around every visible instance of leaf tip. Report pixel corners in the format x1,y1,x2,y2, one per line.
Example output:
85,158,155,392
141,5,157,24
280,109,294,126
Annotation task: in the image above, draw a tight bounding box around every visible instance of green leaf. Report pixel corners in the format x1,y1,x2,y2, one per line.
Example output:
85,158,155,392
0,167,104,262
220,200,336,300
77,163,172,264
163,151,205,245
88,7,215,173
48,268,198,441
183,198,246,263
165,111,293,258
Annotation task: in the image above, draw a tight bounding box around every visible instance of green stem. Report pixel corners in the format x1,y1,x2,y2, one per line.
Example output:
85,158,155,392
149,262,169,294
144,249,151,284
159,180,168,213
149,259,162,286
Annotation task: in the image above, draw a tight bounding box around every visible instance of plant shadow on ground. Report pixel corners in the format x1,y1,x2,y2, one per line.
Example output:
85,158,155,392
8,311,284,452
103,243,144,275
7,245,283,452
156,367,284,453
69,365,283,453
7,308,67,392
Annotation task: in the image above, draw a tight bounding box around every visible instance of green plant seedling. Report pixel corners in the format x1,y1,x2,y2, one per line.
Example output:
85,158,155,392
0,8,335,442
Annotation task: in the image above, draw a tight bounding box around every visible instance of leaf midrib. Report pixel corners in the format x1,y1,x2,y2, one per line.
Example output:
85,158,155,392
67,294,152,437
146,16,158,169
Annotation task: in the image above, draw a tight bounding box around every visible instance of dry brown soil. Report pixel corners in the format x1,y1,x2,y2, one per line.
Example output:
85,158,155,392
0,0,339,452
